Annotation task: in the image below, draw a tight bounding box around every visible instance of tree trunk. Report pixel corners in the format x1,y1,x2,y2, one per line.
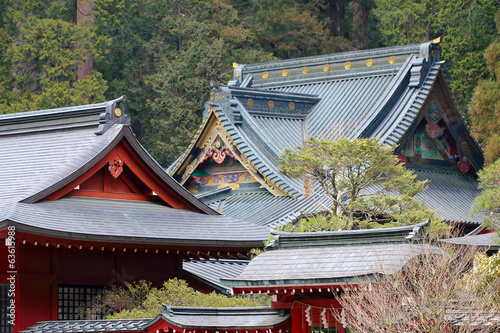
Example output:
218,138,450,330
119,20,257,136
75,0,94,82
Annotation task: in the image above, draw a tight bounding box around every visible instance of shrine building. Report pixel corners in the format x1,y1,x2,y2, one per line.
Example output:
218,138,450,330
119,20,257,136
0,97,269,332
169,38,485,233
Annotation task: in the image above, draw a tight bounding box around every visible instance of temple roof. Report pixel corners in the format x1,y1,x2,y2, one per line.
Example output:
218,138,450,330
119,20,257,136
150,306,290,329
170,39,485,229
441,232,499,251
183,259,250,294
222,222,441,288
22,307,290,333
0,98,269,249
20,319,149,333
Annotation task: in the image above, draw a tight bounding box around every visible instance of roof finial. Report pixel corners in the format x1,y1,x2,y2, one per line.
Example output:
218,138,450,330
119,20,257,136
95,96,130,135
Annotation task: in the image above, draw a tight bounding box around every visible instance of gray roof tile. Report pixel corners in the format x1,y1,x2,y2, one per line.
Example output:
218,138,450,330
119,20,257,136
1,100,269,247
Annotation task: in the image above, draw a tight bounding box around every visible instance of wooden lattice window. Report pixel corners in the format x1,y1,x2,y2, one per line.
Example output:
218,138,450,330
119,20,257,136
0,284,13,333
57,285,105,320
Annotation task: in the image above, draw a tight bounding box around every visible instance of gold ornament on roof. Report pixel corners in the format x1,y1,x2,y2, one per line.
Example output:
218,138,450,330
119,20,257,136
235,72,240,78
323,64,330,72
226,92,230,98
282,69,288,77
344,62,351,69
289,102,295,110
389,56,396,64
302,67,309,74
366,59,373,67
268,100,275,109
114,108,122,117
262,71,269,79
215,93,221,101
247,98,254,107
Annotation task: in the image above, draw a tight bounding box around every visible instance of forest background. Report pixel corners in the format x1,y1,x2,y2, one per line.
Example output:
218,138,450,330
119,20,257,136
0,0,499,167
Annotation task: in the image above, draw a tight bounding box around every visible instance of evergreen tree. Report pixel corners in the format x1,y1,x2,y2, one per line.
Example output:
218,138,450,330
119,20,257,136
0,0,109,113
373,0,498,113
279,137,447,236
469,11,500,165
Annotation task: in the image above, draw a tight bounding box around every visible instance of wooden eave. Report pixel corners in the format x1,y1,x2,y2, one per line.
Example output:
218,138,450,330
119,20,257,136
0,229,254,260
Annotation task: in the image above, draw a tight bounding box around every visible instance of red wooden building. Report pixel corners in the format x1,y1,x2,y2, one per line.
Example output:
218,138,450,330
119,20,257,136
21,222,433,333
0,97,268,332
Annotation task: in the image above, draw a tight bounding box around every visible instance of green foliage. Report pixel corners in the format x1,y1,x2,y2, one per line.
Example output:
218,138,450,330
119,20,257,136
0,0,109,112
373,0,498,111
462,251,500,306
469,12,500,165
86,279,270,319
472,158,500,232
279,137,447,236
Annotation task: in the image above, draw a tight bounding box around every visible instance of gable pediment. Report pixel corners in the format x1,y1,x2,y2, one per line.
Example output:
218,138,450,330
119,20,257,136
394,71,484,173
36,132,211,212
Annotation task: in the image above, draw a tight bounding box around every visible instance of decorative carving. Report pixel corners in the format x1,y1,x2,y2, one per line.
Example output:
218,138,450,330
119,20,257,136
192,176,210,185
323,64,330,72
425,124,441,139
302,67,309,74
203,147,236,164
366,59,373,67
180,111,290,197
289,102,295,110
397,153,408,166
108,156,124,178
424,105,443,139
247,98,254,107
282,69,288,77
268,100,275,109
262,71,269,79
389,56,396,64
344,62,351,70
458,160,471,173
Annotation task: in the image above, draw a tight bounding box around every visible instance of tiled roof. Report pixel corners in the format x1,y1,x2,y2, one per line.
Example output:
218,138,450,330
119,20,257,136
183,259,250,294
6,197,268,246
441,232,499,251
153,306,290,329
21,319,149,333
412,167,485,226
0,99,269,247
222,222,439,287
182,40,484,229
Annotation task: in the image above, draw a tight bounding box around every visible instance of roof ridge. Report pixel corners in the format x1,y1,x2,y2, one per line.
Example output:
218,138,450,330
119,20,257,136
242,42,428,72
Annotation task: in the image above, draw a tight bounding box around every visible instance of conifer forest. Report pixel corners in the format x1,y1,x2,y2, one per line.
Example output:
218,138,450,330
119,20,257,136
0,0,499,167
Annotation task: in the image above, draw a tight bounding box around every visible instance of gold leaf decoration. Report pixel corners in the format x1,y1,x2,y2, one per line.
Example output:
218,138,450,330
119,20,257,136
215,120,222,132
344,62,351,70
323,64,330,72
389,56,396,64
302,67,309,74
282,69,288,77
268,100,275,109
366,59,373,67
247,98,254,107
262,71,269,79
289,102,295,110
235,72,240,78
